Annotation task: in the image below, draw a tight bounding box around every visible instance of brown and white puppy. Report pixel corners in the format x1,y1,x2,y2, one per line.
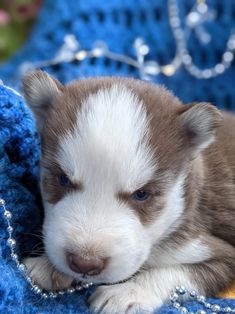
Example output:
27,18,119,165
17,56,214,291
23,71,235,314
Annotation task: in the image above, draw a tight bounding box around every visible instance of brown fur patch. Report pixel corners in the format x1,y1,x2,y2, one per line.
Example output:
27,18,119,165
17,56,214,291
38,77,190,213
188,236,235,295
117,179,166,225
42,169,82,204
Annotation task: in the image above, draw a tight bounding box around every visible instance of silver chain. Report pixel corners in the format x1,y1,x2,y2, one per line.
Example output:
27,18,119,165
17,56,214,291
170,286,235,314
0,198,93,299
168,0,235,79
19,0,235,80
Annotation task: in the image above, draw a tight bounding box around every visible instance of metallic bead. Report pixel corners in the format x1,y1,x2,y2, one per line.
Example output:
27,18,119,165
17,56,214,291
179,306,188,314
189,290,197,298
202,69,212,79
197,2,208,14
182,54,192,65
92,48,105,57
82,283,91,289
196,311,206,314
205,303,211,309
58,290,65,295
7,238,16,248
173,29,184,41
170,16,180,28
144,61,160,75
187,12,201,28
26,277,32,284
75,50,88,61
42,293,49,299
134,38,149,56
0,199,5,206
11,253,18,261
224,307,232,313
15,261,20,268
173,302,181,309
4,210,12,219
93,41,108,55
162,64,176,76
223,51,234,63
7,226,13,233
178,286,186,295
227,39,235,50
32,285,42,294
67,288,75,294
170,292,179,302
18,264,26,272
49,292,58,298
64,34,79,50
211,304,221,312
138,44,150,56
215,63,225,74
196,295,206,304
75,285,82,291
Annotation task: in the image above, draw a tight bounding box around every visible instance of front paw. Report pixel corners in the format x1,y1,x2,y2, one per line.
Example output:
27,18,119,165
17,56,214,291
23,255,73,291
88,282,161,314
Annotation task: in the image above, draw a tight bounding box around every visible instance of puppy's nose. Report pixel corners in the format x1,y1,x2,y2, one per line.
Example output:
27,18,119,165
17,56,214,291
66,252,105,276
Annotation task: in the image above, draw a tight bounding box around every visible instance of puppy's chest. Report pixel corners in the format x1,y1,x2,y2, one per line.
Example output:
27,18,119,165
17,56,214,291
146,237,211,268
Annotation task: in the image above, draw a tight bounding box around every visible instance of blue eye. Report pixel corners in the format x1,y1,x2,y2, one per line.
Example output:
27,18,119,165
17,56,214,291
59,174,72,187
132,190,150,201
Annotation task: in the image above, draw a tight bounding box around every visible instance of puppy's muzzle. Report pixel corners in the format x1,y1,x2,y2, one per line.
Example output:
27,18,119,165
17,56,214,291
66,252,106,276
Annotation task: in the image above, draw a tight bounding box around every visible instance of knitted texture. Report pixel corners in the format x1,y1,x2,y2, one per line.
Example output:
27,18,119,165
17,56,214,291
0,0,235,313
0,0,235,111
0,84,93,314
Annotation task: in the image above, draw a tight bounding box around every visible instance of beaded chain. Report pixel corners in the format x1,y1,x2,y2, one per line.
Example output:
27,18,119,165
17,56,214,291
19,0,235,81
167,0,235,79
1,197,235,313
0,198,93,299
170,286,235,314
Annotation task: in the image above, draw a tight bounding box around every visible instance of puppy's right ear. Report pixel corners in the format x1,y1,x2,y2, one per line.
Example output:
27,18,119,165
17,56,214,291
23,70,63,133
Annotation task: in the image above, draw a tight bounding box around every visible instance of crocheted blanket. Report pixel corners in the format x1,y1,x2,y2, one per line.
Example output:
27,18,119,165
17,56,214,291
0,0,235,312
0,0,235,111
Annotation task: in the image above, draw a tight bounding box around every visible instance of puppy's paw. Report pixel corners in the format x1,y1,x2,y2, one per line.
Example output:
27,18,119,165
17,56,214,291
88,282,161,314
23,255,73,291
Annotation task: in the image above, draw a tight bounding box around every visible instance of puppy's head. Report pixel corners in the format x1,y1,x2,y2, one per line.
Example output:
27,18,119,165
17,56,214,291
23,71,222,284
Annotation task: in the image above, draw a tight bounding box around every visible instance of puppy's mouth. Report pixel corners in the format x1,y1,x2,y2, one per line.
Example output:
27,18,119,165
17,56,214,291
100,272,138,286
73,269,140,286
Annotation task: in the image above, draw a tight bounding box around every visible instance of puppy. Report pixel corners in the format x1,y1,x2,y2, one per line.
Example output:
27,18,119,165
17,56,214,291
23,71,235,313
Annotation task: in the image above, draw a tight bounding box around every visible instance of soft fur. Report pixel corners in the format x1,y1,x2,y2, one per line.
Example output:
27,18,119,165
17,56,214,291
23,71,235,314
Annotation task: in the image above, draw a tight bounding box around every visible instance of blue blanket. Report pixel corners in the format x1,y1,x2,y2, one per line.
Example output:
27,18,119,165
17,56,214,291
1,0,235,110
0,0,235,312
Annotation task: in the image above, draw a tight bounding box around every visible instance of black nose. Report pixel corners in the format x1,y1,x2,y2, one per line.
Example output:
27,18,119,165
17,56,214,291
66,252,105,276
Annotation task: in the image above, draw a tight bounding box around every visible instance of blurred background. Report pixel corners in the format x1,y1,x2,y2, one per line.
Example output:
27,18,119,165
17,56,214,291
0,0,42,63
0,0,235,111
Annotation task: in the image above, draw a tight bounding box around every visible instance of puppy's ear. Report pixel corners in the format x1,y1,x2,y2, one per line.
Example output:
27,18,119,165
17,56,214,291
179,103,222,157
23,70,63,133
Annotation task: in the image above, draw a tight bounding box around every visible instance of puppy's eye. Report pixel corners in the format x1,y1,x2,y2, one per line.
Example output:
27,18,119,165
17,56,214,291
58,174,72,187
132,190,150,201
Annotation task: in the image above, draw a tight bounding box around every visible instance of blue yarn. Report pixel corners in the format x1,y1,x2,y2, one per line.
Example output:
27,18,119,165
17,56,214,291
0,0,234,312
0,0,235,110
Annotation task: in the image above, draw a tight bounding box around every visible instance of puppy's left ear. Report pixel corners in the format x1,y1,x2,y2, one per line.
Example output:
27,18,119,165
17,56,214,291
178,103,223,157
23,70,63,134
